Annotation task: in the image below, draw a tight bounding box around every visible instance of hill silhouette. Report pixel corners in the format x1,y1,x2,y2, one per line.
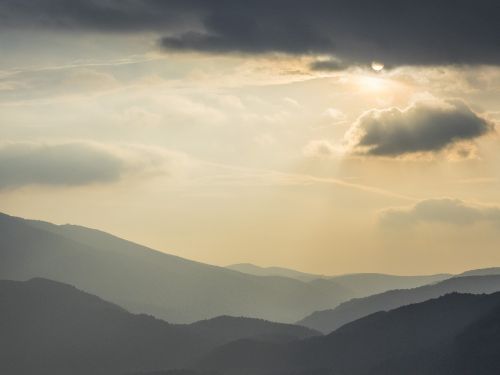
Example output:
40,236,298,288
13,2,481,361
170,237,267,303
298,274,500,333
0,278,318,375
458,267,500,277
227,263,321,282
198,291,500,375
0,212,353,323
228,263,450,297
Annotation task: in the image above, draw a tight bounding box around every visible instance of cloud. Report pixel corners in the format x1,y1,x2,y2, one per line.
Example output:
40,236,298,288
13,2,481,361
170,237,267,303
379,198,500,227
1,1,499,66
0,141,177,189
0,0,191,32
303,140,341,159
310,58,350,72
160,1,500,67
323,108,347,123
344,99,494,158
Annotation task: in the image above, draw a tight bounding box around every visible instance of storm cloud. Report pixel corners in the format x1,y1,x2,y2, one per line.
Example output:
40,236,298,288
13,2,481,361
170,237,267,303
380,198,500,227
1,0,499,66
345,100,494,158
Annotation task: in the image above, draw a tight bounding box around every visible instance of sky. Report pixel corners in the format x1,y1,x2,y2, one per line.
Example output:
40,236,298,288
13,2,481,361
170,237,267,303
1,0,500,275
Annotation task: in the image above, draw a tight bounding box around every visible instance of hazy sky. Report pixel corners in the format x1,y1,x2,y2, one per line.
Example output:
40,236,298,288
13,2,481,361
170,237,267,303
1,1,500,274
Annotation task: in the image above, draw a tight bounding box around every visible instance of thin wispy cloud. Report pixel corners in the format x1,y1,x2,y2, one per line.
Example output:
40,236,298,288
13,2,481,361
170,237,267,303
203,161,417,201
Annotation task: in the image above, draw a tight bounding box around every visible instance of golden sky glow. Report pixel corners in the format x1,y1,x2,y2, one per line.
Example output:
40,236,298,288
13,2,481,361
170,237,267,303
1,32,500,275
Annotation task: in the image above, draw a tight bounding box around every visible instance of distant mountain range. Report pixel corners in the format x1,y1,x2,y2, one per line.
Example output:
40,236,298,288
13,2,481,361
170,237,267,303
6,277,500,375
0,212,450,323
0,278,318,375
459,267,500,277
228,263,451,297
227,263,323,282
0,212,354,323
197,291,500,375
298,274,500,333
4,212,500,374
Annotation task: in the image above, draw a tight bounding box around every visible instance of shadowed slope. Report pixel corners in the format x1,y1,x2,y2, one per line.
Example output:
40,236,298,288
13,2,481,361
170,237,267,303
0,278,199,375
0,278,319,375
198,292,500,375
0,212,352,323
227,263,450,297
298,274,500,333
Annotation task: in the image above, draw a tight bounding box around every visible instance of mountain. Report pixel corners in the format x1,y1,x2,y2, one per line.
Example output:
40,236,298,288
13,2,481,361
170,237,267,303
329,272,450,297
227,263,450,297
184,316,318,344
226,263,322,282
0,278,318,375
0,212,352,323
197,292,500,375
0,278,197,375
458,267,500,277
298,274,500,333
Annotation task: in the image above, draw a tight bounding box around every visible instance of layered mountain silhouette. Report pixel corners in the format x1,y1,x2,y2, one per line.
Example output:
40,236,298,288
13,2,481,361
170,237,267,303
328,272,451,297
0,278,318,375
4,211,500,374
197,291,500,375
6,276,500,375
298,274,500,333
0,212,354,323
228,263,450,296
227,263,322,282
458,267,500,277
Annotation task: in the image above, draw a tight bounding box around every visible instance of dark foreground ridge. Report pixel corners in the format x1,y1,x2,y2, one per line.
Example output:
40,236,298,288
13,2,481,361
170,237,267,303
0,278,318,375
4,277,500,375
198,291,500,375
298,273,500,333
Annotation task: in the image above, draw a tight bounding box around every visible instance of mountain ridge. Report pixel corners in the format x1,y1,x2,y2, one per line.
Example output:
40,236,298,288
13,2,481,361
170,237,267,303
298,274,500,333
0,277,319,375
0,212,352,323
197,291,500,375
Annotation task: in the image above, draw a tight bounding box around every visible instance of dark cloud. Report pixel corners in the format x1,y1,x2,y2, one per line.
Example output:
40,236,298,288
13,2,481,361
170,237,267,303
0,1,499,66
0,142,124,189
380,198,500,227
309,59,349,72
160,5,334,55
0,0,194,32
160,1,500,67
345,99,494,157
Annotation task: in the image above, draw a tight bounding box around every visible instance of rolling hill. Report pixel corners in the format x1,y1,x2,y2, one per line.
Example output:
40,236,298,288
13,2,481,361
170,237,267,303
197,291,500,375
227,263,450,297
227,263,322,282
298,274,500,333
0,212,353,323
0,278,318,375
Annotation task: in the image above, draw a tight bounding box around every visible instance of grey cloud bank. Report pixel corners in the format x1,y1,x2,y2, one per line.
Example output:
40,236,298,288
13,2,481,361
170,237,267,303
0,142,124,189
1,0,499,66
0,141,173,189
380,198,500,227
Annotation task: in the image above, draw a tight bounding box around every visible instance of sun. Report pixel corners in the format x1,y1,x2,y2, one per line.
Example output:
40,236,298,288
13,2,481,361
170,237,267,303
371,61,384,72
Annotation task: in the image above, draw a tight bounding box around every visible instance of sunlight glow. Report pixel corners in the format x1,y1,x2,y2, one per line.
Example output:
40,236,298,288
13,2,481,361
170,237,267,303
357,75,388,91
371,61,385,71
